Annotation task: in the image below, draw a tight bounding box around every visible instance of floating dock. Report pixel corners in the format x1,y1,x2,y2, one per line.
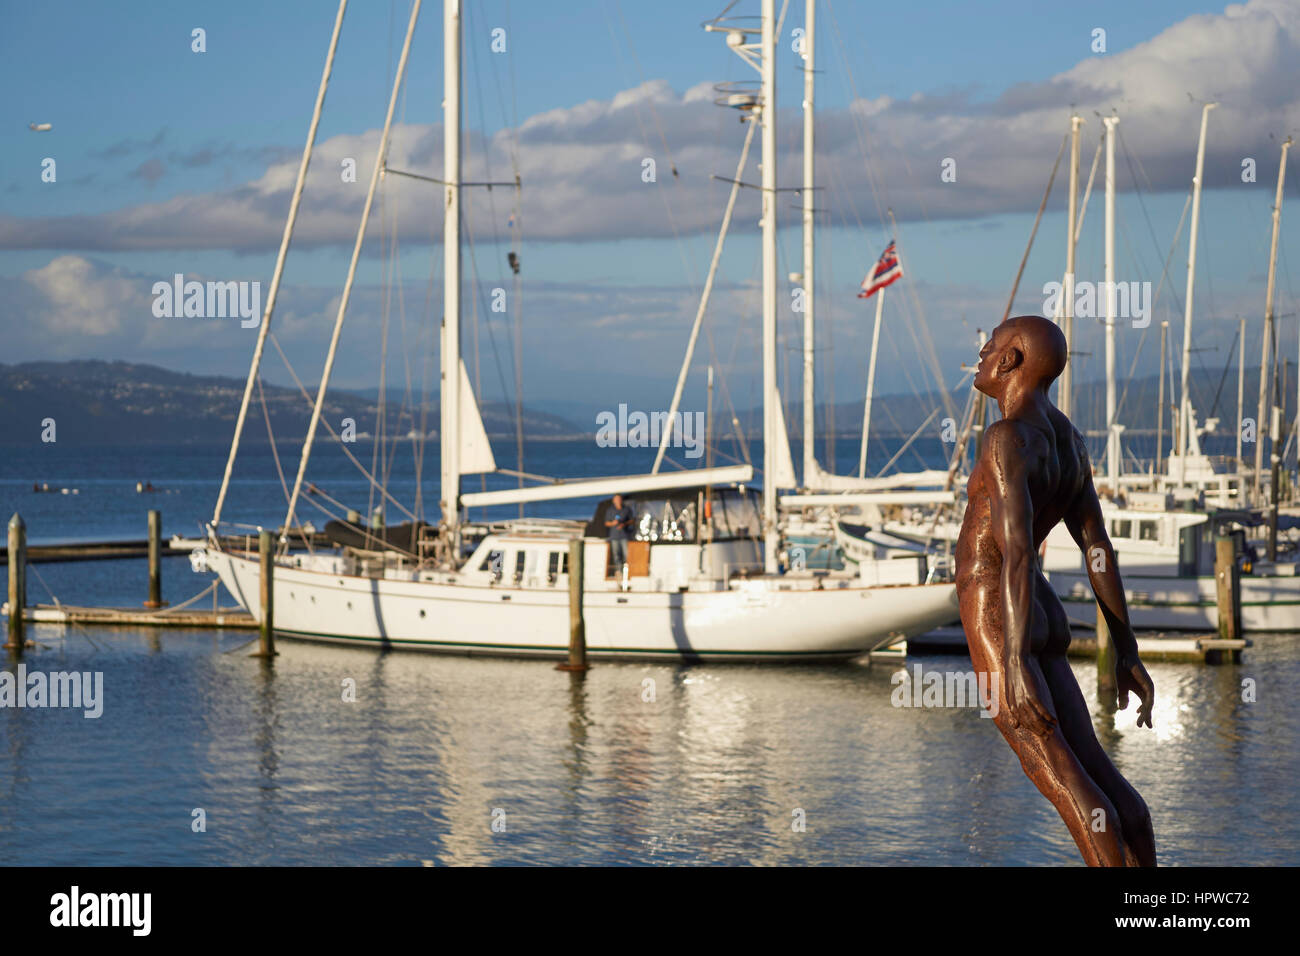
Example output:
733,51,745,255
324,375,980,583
6,603,255,629
899,626,1248,664
1,539,173,564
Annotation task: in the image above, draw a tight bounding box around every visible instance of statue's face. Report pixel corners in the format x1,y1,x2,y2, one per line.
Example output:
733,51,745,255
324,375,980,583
973,326,1012,396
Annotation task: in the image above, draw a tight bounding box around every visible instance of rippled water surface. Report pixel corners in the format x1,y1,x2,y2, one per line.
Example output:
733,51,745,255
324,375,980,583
1,626,1295,866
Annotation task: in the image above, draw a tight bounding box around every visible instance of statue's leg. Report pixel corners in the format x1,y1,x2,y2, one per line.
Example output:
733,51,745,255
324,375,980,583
991,670,1134,864
1039,650,1156,866
965,589,1134,866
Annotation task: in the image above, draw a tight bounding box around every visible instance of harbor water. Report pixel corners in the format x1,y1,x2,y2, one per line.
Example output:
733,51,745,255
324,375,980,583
1,440,1296,865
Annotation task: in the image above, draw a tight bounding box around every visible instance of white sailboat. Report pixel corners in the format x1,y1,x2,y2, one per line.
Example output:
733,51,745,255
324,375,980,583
193,0,958,662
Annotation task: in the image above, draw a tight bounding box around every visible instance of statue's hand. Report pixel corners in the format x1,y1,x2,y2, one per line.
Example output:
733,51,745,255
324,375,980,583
1116,653,1155,729
1004,661,1056,737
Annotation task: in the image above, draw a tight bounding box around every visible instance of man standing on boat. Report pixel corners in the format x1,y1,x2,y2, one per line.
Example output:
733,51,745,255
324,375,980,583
955,315,1157,867
605,494,634,575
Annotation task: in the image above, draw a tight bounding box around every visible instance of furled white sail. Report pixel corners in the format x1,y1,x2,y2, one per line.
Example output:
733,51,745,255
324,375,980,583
771,392,797,489
803,460,950,493
459,358,497,474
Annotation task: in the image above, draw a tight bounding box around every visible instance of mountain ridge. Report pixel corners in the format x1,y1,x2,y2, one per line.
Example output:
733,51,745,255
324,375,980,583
0,359,1285,445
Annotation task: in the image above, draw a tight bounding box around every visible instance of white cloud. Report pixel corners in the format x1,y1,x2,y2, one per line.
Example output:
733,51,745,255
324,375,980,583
0,1,1296,257
22,255,140,336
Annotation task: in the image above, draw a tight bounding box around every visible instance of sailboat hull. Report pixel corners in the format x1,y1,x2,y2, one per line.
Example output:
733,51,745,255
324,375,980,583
1049,568,1300,632
204,548,959,662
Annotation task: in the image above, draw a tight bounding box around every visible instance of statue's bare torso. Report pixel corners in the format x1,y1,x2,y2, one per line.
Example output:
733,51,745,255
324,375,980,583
956,408,1085,660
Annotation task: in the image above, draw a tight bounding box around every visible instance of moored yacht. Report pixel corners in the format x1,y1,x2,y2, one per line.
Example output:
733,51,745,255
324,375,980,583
192,0,959,662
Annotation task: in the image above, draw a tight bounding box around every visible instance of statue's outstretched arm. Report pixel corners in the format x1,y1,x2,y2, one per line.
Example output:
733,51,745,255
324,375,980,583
1062,434,1155,727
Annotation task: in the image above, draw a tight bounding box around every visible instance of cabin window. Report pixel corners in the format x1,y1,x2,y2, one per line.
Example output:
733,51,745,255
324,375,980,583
479,549,504,582
1139,520,1158,542
513,551,527,584
547,550,565,584
1178,524,1201,576
1111,520,1132,539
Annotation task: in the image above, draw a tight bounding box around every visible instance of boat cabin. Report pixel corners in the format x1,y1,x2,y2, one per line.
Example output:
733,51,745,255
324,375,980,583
458,485,765,592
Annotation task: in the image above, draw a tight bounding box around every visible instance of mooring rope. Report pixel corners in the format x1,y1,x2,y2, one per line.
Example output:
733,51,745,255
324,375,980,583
154,580,232,615
26,562,61,607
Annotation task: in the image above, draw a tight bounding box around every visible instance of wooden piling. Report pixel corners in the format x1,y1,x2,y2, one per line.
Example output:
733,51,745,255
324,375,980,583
1095,601,1116,709
6,513,26,653
254,530,277,657
557,538,588,672
143,509,165,608
1215,534,1242,643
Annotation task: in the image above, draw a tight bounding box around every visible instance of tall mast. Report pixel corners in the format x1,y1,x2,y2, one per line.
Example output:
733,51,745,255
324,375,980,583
1157,320,1167,478
441,0,463,548
1236,315,1247,473
760,0,778,573
1060,114,1082,421
1254,136,1291,503
1103,115,1119,492
1178,102,1215,483
800,0,816,487
974,329,988,461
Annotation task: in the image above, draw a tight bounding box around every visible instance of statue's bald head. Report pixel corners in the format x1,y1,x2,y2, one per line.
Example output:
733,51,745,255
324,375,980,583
974,315,1068,398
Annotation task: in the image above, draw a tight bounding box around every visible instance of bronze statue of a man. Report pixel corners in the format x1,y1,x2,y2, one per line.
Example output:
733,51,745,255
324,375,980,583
955,315,1156,866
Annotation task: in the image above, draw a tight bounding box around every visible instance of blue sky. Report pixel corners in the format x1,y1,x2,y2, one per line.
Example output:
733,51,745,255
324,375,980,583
4,0,1237,208
3,0,1298,424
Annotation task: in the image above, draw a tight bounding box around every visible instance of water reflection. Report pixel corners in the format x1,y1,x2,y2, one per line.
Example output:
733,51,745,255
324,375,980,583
0,630,1295,865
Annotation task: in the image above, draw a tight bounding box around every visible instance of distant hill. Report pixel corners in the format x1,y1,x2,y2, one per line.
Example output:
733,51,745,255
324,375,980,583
0,359,1287,446
0,360,583,445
